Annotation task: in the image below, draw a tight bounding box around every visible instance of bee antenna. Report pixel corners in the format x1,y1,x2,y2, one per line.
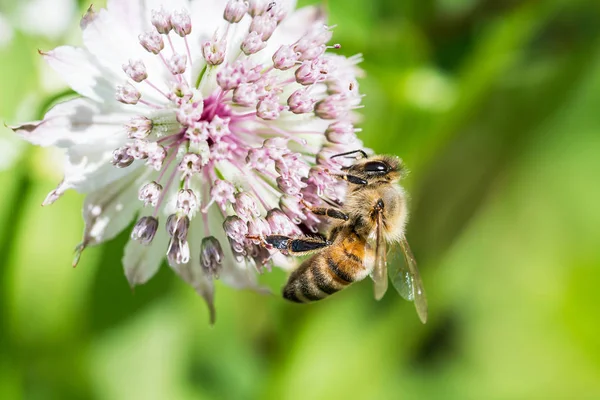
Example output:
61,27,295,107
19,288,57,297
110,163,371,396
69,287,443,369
330,149,368,160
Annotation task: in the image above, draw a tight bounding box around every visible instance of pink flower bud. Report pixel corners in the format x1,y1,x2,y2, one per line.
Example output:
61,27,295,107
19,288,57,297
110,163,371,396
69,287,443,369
201,236,224,278
171,9,192,36
241,31,267,55
111,146,134,168
250,14,278,40
272,45,298,70
178,153,205,178
233,83,259,107
145,142,167,170
224,0,248,23
257,96,284,120
138,30,164,54
233,192,261,221
151,7,172,34
287,88,316,114
139,181,162,207
202,36,226,66
115,83,141,104
167,53,187,75
131,216,159,245
122,59,148,82
177,189,198,215
223,215,248,245
207,116,230,140
210,180,236,212
325,121,359,144
125,116,152,139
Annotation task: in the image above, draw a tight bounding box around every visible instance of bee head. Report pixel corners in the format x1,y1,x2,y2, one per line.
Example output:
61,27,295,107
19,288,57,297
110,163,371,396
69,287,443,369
331,150,405,183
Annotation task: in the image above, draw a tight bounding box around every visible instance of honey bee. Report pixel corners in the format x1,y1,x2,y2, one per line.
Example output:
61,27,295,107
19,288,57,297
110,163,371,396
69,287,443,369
252,150,428,323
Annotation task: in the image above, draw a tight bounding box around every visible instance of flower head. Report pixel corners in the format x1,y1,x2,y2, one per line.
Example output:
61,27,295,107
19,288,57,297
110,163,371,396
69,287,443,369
12,0,365,323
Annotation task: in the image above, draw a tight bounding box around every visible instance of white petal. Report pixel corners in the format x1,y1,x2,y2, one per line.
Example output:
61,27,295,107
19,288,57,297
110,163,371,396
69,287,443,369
13,98,128,147
123,226,169,287
13,98,139,195
80,168,149,247
42,46,120,103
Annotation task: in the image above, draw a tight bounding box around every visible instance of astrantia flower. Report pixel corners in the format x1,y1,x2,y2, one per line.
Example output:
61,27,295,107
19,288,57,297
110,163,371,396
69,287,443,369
12,0,364,323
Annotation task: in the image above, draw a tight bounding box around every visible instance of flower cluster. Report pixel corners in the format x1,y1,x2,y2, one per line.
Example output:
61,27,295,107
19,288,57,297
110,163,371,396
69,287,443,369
13,0,364,323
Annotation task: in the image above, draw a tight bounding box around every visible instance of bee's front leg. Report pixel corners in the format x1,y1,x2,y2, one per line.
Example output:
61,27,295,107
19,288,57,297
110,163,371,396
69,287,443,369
301,199,348,221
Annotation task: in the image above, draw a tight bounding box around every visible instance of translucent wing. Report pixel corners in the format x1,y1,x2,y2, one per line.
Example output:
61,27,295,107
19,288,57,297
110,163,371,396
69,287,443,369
369,206,388,300
388,236,428,323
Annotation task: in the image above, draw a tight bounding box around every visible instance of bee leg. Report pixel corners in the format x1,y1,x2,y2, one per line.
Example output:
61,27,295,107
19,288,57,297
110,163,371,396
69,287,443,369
301,199,348,221
260,235,332,256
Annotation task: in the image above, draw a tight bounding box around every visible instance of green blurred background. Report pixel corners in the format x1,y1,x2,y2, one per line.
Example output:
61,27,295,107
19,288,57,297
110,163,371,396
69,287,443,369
1,0,600,398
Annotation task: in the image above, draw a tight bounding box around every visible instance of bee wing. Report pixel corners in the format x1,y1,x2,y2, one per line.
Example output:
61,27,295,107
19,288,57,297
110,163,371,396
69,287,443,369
369,206,389,300
388,236,428,323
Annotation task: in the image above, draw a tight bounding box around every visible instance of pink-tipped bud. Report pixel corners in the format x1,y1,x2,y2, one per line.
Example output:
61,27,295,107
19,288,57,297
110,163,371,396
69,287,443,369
233,192,261,221
171,9,192,36
325,121,359,144
138,30,164,54
223,215,248,252
266,209,301,236
170,81,193,103
177,189,198,215
111,146,134,168
138,181,162,207
186,121,210,142
297,44,325,61
250,14,278,40
207,116,230,140
216,63,242,91
233,83,259,107
125,116,153,139
166,237,190,265
202,36,226,66
122,59,148,82
209,180,236,213
241,31,267,55
131,216,159,245
166,214,190,240
247,217,272,243
201,236,224,278
279,195,306,225
272,45,298,70
179,153,206,178
257,96,284,120
247,0,268,17
315,94,346,120
224,0,248,23
167,53,187,75
176,100,204,125
115,83,141,104
151,7,172,34
128,139,148,160
145,142,167,170
287,88,316,114
246,147,274,172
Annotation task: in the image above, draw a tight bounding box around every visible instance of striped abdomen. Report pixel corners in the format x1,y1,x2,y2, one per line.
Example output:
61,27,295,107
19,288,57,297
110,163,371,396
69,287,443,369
283,230,372,303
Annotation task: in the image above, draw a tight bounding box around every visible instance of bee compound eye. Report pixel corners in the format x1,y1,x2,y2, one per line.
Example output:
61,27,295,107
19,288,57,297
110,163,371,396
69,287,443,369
364,161,388,174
